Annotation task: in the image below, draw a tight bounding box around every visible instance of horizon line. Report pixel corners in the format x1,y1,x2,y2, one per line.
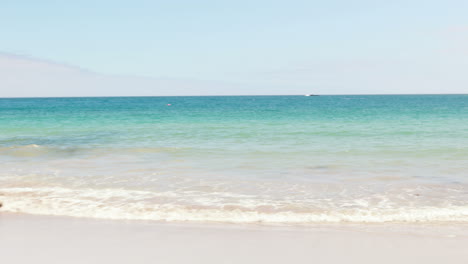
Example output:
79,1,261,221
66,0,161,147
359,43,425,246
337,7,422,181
0,93,466,99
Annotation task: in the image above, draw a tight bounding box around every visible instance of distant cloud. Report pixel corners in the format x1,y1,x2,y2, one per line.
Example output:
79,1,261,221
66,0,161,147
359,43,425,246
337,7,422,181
0,52,92,73
444,26,468,33
0,53,301,97
245,58,468,95
1,52,466,97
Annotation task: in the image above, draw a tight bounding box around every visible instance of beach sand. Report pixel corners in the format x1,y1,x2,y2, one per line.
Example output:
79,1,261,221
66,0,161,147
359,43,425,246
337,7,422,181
1,213,467,264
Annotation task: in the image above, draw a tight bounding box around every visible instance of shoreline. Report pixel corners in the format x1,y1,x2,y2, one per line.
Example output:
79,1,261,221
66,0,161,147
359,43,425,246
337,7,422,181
1,213,467,264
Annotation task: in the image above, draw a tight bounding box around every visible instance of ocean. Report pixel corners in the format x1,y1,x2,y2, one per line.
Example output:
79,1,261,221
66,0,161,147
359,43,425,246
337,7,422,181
1,95,467,224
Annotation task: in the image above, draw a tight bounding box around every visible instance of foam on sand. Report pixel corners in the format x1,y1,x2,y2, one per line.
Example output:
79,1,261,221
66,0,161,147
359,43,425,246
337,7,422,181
2,186,468,224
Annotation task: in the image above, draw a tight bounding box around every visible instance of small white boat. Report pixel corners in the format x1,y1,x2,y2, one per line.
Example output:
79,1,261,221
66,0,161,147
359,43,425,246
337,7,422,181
304,94,318,96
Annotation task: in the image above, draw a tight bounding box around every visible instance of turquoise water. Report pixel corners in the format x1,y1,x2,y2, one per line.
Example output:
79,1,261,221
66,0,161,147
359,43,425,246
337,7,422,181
1,95,468,224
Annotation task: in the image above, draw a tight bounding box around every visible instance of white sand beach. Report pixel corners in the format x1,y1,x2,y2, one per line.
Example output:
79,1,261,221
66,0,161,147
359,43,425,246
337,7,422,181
1,213,467,264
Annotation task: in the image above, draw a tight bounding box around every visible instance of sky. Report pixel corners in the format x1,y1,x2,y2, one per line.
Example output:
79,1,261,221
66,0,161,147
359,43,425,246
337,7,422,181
1,0,468,96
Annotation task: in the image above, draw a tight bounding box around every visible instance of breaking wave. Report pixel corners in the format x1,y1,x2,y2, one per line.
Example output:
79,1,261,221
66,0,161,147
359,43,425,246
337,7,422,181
1,186,468,224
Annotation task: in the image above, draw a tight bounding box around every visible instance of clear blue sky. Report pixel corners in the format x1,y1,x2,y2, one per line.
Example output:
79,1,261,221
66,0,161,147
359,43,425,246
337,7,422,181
1,0,468,95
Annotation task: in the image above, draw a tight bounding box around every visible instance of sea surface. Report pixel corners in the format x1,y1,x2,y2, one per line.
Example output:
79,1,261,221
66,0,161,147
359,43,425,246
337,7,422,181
1,95,467,224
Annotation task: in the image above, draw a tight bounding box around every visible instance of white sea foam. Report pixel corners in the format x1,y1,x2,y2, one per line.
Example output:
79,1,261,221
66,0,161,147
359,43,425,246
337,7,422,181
1,186,468,224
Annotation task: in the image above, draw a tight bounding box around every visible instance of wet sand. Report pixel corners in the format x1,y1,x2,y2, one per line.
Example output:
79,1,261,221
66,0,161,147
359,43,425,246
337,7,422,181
1,213,467,264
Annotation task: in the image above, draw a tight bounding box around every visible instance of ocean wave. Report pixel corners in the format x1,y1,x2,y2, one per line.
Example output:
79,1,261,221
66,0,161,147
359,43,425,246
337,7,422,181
1,186,468,224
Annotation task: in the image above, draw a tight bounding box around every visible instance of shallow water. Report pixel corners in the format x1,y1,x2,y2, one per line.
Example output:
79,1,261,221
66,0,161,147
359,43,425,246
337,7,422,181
1,95,467,224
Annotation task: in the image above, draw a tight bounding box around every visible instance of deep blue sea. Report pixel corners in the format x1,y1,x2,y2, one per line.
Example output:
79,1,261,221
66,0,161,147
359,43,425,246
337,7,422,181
1,95,467,224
